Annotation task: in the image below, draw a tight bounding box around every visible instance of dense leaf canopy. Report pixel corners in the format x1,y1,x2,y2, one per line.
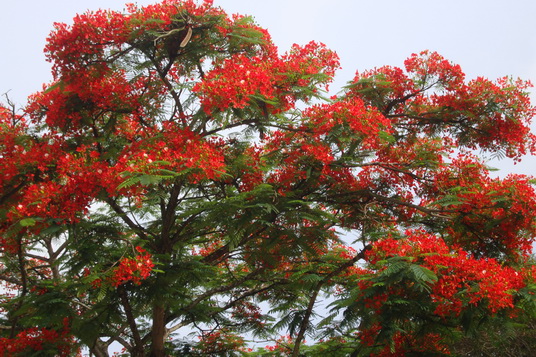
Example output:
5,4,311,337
1,0,536,356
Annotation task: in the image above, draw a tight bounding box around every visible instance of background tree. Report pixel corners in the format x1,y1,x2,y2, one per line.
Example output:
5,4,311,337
1,0,535,356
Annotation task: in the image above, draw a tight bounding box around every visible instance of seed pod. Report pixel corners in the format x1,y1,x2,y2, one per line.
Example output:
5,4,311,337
180,26,193,48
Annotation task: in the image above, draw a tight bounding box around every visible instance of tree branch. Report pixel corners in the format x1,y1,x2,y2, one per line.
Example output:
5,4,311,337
118,285,144,356
291,245,371,356
104,197,151,241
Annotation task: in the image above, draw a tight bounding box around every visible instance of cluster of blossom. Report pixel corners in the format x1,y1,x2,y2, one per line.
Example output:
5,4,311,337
366,230,527,316
44,0,219,78
231,92,395,197
263,335,296,353
195,329,251,354
111,246,155,287
0,107,29,189
2,123,226,243
27,68,144,131
231,301,263,327
8,145,113,225
114,123,226,187
349,51,536,160
359,324,450,357
193,41,339,115
0,318,77,356
302,97,392,149
192,237,224,257
421,155,536,255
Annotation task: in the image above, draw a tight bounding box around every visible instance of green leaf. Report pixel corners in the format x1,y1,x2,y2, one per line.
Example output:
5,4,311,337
19,218,36,227
43,80,64,94
491,197,509,203
40,224,64,235
138,174,162,186
378,130,396,143
301,273,323,283
380,260,407,277
410,264,437,281
434,195,464,206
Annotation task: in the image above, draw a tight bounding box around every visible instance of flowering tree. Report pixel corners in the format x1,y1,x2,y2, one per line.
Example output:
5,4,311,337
1,0,536,356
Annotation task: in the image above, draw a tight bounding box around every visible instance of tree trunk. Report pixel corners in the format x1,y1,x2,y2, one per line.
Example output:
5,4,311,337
149,304,166,357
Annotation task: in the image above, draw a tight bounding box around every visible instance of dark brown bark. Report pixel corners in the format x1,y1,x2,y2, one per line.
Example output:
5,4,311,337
118,286,144,356
149,304,166,357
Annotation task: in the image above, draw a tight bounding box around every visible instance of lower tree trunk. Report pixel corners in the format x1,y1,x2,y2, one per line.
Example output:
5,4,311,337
149,304,166,357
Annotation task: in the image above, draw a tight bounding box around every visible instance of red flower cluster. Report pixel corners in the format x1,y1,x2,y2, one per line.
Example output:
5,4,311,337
360,326,450,357
195,54,278,113
231,301,263,327
349,50,536,160
303,97,392,149
0,318,76,356
194,41,339,115
195,329,249,354
2,142,124,236
263,335,295,353
45,0,219,78
423,155,536,256
367,230,526,316
111,246,155,287
113,123,226,189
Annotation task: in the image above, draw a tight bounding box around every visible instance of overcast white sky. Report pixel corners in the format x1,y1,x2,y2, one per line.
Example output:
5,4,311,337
1,0,535,175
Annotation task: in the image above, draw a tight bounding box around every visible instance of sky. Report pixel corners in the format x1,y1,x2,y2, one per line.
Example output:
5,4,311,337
1,0,536,175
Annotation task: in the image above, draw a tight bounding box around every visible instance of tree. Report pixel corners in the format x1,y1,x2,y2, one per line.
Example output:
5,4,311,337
1,0,536,355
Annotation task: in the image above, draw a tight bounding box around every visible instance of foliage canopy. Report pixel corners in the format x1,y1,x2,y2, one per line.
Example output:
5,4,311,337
1,0,536,356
